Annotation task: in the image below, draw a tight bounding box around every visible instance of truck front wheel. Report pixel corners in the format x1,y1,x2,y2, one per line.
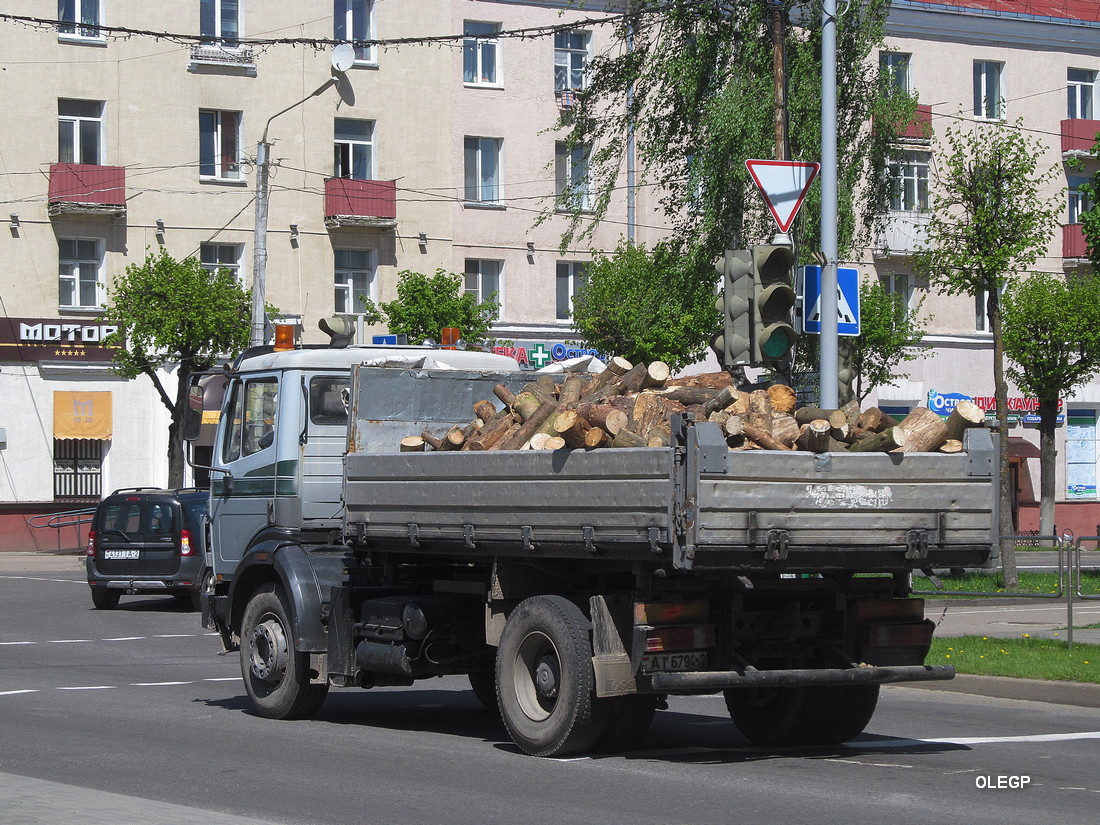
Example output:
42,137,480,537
240,584,329,720
496,595,608,757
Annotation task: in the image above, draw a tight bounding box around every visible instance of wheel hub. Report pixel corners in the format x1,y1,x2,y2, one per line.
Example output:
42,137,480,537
249,616,288,684
534,655,559,701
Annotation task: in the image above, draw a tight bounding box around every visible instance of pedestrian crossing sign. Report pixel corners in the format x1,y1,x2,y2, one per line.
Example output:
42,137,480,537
801,265,861,336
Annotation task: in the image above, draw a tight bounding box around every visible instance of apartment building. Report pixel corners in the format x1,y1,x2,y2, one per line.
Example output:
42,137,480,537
0,1,656,548
866,0,1100,533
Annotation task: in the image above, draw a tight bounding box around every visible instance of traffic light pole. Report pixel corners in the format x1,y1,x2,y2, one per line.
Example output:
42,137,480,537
819,0,840,409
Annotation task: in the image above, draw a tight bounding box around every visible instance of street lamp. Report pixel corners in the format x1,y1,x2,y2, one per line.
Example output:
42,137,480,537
250,45,354,346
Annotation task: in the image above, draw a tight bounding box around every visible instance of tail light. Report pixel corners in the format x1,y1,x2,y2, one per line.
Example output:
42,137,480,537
86,530,96,557
180,528,196,556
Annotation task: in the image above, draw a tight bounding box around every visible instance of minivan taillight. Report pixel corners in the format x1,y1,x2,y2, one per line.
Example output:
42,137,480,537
180,528,195,556
86,530,96,557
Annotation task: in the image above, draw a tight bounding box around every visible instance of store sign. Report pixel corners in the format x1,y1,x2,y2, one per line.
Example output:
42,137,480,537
927,389,1064,426
490,340,607,370
0,317,119,363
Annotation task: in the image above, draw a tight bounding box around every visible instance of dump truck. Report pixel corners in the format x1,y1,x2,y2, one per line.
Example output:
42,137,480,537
190,323,997,757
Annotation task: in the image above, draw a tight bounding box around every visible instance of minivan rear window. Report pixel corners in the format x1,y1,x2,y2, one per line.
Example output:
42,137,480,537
97,501,178,541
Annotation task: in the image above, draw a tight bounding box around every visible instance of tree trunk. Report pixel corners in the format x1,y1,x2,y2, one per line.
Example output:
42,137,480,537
1038,397,1059,540
167,366,189,488
990,290,1019,588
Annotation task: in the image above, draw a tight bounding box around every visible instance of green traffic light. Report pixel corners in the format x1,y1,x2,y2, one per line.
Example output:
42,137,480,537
761,325,795,359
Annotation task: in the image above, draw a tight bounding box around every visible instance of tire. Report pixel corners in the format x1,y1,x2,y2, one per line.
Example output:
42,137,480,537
496,595,608,757
725,686,811,746
468,669,498,712
595,694,658,754
725,683,880,746
91,588,121,610
240,584,329,720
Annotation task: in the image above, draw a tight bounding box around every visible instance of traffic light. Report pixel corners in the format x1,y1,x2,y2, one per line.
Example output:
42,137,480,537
711,249,754,368
750,244,798,365
837,336,856,406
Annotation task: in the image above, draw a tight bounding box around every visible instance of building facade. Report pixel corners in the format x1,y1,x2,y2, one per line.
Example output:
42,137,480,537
0,0,1098,548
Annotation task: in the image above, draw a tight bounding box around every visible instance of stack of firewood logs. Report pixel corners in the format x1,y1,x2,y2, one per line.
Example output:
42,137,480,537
398,357,987,454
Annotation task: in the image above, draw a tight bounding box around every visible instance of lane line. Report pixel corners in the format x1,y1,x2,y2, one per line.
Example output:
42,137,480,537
0,690,39,696
130,681,192,687
55,686,116,691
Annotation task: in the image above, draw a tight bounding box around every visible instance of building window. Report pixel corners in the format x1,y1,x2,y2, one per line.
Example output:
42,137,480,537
53,438,104,499
463,21,501,86
58,99,103,165
199,110,242,181
555,30,589,92
334,0,374,64
59,238,103,309
1067,409,1097,500
888,151,929,212
880,51,911,94
464,137,501,204
58,0,102,40
334,249,375,314
555,142,591,212
334,119,374,180
1068,69,1096,120
464,259,501,317
1070,177,1094,224
200,243,242,281
556,261,587,321
975,286,1004,333
973,61,1004,120
200,0,240,46
882,272,913,312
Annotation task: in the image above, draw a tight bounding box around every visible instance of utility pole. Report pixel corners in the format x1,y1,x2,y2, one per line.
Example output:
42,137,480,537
819,0,840,409
771,2,787,162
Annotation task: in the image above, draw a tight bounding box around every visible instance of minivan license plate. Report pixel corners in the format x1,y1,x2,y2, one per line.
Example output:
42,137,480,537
103,549,140,560
640,651,707,673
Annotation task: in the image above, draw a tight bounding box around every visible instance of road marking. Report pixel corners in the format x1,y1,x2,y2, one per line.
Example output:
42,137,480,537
0,576,84,584
0,641,34,646
55,686,116,691
0,690,39,696
154,634,193,638
48,639,91,644
103,636,146,641
864,731,1100,748
204,677,241,682
130,681,191,687
824,758,913,768
1,633,212,646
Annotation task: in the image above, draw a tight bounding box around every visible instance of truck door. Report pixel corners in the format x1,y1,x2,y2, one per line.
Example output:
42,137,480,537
210,374,281,571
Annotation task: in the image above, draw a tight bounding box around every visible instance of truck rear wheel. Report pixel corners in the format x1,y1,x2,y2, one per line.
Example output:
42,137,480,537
725,683,879,746
496,595,608,757
240,584,328,720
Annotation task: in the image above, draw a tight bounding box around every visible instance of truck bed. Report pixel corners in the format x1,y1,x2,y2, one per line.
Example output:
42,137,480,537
343,369,996,572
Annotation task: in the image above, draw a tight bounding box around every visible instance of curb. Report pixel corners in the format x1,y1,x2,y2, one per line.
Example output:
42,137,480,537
901,673,1100,709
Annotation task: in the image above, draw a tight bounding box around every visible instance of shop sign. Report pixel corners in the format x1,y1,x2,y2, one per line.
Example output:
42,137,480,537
927,389,1064,426
490,340,607,370
0,317,119,363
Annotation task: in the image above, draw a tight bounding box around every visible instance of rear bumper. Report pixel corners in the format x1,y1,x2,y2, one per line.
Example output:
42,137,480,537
646,664,955,692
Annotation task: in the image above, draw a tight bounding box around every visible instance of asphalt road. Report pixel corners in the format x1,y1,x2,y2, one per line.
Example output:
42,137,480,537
2,554,1099,825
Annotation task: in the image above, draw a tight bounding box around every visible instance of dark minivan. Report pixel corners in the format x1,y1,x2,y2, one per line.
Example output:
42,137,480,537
85,488,210,610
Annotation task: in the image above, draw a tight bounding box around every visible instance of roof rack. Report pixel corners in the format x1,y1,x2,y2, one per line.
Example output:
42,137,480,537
109,486,166,495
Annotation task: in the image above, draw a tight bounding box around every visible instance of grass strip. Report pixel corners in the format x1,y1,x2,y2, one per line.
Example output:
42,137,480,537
928,635,1100,684
915,570,1100,597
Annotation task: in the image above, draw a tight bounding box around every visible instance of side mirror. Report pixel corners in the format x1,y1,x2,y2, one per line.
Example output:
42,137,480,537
182,381,204,442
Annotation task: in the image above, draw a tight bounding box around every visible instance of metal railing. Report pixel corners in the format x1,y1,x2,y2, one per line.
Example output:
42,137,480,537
911,534,1098,649
28,507,96,554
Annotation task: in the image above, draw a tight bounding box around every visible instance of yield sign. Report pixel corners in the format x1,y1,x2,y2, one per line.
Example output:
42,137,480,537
745,159,821,233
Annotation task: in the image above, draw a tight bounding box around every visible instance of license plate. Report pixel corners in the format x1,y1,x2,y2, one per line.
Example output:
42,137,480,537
103,549,140,560
640,651,707,673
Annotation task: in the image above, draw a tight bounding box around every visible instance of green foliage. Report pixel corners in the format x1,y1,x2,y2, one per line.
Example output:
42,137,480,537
557,2,908,261
101,248,252,383
373,268,498,346
1002,271,1100,403
1077,131,1100,267
850,279,930,402
913,119,1062,301
571,241,720,371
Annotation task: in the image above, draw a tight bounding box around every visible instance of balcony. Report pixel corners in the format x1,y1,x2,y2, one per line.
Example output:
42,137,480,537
895,104,933,143
48,164,126,218
1063,224,1091,262
874,211,929,258
188,43,257,75
324,178,398,230
1061,119,1100,159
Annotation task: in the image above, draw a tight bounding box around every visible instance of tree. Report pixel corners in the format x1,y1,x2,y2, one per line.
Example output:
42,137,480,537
571,240,719,371
913,119,1062,587
849,280,930,403
1078,132,1100,266
101,249,253,487
366,268,498,346
557,1,912,261
1002,271,1100,538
